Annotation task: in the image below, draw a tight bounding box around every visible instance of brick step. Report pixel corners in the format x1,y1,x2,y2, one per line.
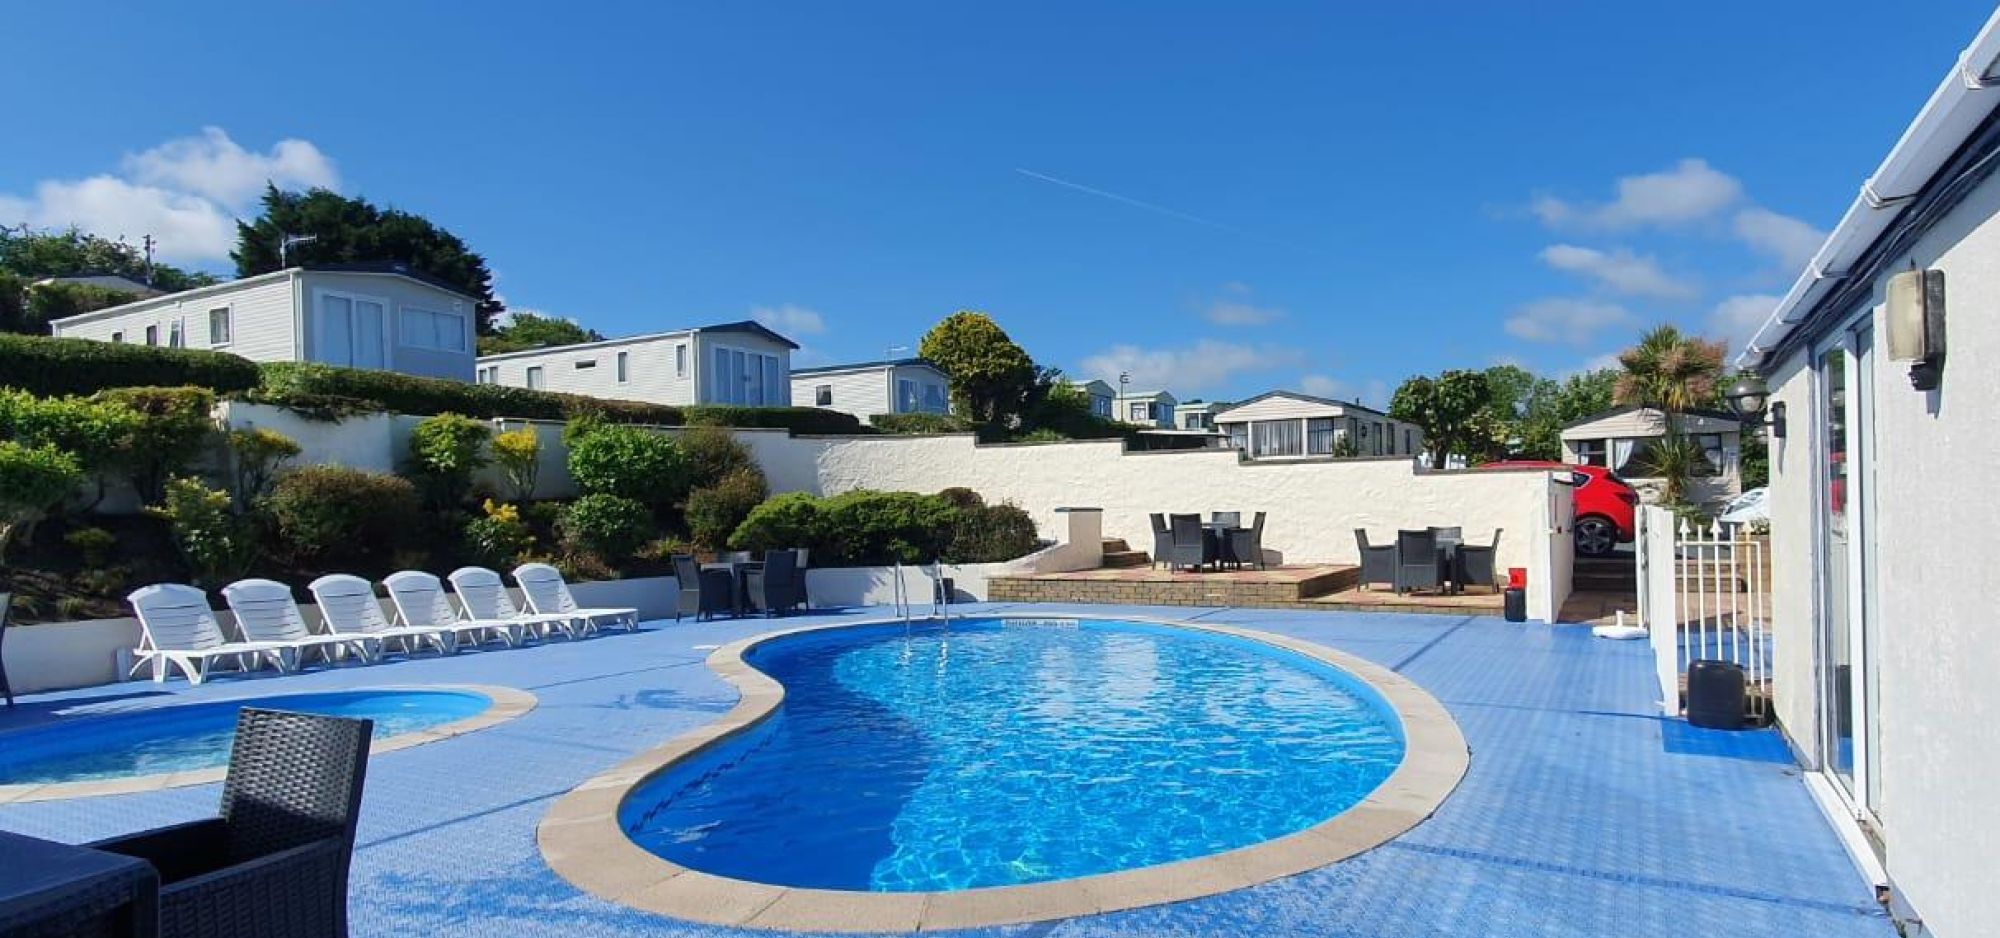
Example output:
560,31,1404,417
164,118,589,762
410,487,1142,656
1101,550,1151,568
1295,566,1360,598
1101,537,1132,554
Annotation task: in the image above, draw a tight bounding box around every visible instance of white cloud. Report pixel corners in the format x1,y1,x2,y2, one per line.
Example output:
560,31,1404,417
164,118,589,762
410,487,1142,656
1201,282,1284,326
1079,340,1301,394
0,176,237,265
1299,374,1352,399
1538,244,1696,299
750,303,827,338
1566,351,1627,377
1533,158,1743,229
1732,207,1824,272
123,127,338,209
1708,293,1782,355
1504,297,1637,346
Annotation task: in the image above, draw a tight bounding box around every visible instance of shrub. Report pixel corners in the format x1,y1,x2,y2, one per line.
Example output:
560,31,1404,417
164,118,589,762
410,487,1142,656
150,477,258,585
679,425,759,489
871,412,975,434
0,388,144,505
0,441,83,562
815,490,959,566
946,503,1040,563
265,465,419,564
0,333,261,397
682,405,870,435
728,492,823,553
257,361,684,424
491,427,541,500
406,412,491,508
558,494,653,561
567,425,690,510
934,487,985,511
686,469,770,548
464,499,536,567
63,525,117,566
226,427,301,507
90,387,217,503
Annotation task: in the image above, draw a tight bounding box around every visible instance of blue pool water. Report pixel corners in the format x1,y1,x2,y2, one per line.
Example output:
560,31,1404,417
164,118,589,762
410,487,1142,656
621,618,1405,892
0,689,493,785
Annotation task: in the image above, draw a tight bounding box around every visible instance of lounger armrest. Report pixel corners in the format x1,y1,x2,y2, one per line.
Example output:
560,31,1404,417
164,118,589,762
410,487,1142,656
154,837,348,933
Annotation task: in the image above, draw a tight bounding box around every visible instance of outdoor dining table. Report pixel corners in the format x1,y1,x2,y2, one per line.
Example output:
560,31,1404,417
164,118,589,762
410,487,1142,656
701,560,764,616
0,829,159,938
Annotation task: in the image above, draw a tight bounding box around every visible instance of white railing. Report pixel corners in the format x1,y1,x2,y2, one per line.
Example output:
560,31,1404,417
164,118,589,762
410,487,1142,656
1637,505,1772,720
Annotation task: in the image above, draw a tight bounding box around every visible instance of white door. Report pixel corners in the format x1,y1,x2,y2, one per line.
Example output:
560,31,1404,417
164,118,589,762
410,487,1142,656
352,299,386,369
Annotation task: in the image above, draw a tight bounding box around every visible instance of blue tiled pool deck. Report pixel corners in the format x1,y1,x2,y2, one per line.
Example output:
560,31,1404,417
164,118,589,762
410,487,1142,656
0,604,1892,937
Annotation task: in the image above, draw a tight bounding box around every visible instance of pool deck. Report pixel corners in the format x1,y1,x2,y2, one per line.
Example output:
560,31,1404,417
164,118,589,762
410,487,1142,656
0,603,1892,937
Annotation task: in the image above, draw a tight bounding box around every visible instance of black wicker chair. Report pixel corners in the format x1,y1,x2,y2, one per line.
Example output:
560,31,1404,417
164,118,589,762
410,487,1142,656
1148,513,1171,569
1395,529,1444,595
1163,514,1216,572
1226,512,1266,570
1457,528,1503,591
744,550,799,616
92,708,372,938
1211,511,1241,528
1354,530,1396,590
673,555,736,621
789,548,810,611
1,591,13,708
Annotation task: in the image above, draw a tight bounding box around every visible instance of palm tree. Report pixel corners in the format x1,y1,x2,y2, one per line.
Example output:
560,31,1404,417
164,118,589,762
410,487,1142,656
1613,326,1726,506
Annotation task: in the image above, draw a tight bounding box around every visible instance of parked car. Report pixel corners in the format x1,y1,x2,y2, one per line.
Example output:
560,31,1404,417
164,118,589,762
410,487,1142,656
1478,460,1640,556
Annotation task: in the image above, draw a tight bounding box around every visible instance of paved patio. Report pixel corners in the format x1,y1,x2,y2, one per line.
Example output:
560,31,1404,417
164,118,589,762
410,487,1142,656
0,603,1891,937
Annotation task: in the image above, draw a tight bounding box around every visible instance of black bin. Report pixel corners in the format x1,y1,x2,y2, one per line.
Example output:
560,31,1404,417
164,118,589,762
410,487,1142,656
1686,660,1747,730
1502,587,1527,622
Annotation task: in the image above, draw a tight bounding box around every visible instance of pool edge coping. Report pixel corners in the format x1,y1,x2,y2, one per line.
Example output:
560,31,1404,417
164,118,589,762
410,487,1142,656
535,613,1470,932
0,683,537,803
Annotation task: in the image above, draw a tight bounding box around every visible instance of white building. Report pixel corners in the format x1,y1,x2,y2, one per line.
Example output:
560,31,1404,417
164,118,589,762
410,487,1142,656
1112,389,1178,428
48,263,481,382
1064,379,1116,419
1559,406,1742,506
1213,391,1423,460
475,321,798,406
790,358,950,424
1173,399,1228,431
1735,11,2000,936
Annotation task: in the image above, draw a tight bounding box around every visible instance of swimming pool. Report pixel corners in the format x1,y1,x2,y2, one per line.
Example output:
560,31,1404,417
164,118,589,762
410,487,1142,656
619,617,1407,892
0,688,499,787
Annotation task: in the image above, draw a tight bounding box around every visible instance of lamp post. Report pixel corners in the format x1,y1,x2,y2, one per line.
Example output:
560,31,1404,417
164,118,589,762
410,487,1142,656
1725,374,1785,440
1118,371,1132,423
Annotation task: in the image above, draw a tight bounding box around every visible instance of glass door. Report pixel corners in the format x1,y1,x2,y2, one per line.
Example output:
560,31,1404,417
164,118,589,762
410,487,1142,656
1816,345,1855,795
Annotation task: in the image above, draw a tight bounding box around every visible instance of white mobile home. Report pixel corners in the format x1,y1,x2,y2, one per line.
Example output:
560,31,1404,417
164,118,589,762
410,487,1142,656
1560,406,1742,507
1112,389,1178,428
1064,379,1116,419
475,321,798,406
1731,11,2000,936
1174,399,1228,431
48,263,481,381
1213,391,1422,460
790,358,950,424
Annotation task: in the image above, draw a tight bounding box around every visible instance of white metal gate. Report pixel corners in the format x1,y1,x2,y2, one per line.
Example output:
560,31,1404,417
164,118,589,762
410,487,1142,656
1637,505,1772,719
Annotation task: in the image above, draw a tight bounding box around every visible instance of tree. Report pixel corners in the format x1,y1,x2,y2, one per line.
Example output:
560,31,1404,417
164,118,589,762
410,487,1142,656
1614,325,1728,506
233,186,503,333
478,312,603,355
918,312,1040,429
1514,368,1617,461
0,227,218,334
1389,370,1494,469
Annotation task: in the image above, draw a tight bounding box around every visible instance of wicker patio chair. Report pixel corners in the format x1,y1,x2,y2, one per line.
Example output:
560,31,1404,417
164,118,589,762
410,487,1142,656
673,555,736,621
1227,512,1267,570
1212,511,1241,528
1164,514,1216,572
1395,529,1444,595
1457,528,1503,591
0,591,12,708
789,548,811,611
744,550,800,616
91,708,372,938
1148,513,1172,569
1354,530,1397,590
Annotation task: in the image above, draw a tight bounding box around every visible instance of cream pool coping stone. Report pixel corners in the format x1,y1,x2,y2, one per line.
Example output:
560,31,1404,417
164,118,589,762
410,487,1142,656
538,614,1470,932
0,683,535,803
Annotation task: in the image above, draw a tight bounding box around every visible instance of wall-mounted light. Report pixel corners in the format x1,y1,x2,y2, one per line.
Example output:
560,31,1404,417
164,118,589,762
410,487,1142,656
1726,374,1786,440
1887,267,1947,390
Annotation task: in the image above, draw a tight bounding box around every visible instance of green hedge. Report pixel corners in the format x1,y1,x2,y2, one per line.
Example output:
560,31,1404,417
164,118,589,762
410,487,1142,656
683,405,869,435
728,488,1040,566
0,333,261,397
869,412,973,434
257,362,684,424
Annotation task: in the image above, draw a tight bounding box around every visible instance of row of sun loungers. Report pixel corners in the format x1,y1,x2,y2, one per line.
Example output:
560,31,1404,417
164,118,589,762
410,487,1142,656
125,563,640,684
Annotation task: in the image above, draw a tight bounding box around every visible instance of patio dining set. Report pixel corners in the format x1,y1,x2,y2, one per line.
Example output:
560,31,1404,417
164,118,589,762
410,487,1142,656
1354,526,1503,595
673,549,810,621
1150,511,1267,573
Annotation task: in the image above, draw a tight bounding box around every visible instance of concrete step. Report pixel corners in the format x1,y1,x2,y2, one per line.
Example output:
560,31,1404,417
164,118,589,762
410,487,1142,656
1102,550,1151,568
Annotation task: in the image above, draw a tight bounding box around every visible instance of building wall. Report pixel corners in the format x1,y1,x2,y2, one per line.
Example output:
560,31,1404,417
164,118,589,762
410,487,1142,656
1765,165,2000,938
51,274,297,361
792,368,889,420
479,334,696,404
693,330,793,406
300,272,477,382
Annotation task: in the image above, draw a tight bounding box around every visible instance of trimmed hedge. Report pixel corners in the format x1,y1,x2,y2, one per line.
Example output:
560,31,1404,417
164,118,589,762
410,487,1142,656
0,333,261,397
684,405,870,435
870,412,973,434
257,362,684,424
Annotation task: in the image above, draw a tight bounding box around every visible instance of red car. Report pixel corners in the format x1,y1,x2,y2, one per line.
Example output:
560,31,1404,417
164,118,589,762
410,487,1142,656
1478,461,1640,557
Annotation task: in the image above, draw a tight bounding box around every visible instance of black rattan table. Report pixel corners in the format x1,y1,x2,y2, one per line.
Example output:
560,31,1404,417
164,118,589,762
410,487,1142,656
0,829,159,938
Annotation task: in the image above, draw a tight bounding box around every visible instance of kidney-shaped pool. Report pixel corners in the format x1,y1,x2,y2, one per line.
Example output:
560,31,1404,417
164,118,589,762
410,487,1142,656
620,618,1407,892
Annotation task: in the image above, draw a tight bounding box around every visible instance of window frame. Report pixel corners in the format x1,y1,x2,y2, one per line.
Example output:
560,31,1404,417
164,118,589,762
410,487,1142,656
525,365,545,390
616,351,629,383
675,343,688,378
397,305,467,353
815,384,833,407
208,306,233,347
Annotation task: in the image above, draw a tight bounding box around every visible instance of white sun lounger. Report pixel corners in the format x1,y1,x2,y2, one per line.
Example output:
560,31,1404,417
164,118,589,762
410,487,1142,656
447,566,583,641
381,570,522,650
307,574,454,658
126,583,290,684
221,578,378,670
512,562,640,633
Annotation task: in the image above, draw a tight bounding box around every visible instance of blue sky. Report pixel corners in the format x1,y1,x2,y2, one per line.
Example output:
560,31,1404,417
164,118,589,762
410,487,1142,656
3,2,1992,405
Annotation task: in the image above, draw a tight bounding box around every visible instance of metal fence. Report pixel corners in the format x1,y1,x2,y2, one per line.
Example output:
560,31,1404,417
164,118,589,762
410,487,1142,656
1636,505,1772,719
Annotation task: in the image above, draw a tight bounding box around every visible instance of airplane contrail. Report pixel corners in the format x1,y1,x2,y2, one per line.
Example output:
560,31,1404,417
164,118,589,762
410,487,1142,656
1013,168,1313,253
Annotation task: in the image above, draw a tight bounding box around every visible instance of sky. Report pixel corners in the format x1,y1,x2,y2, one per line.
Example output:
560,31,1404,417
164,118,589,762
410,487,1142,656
3,1,1994,406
